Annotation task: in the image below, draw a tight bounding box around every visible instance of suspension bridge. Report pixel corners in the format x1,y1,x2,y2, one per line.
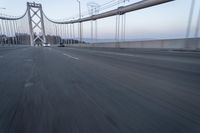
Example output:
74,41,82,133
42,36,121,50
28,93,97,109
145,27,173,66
0,0,198,47
0,0,200,133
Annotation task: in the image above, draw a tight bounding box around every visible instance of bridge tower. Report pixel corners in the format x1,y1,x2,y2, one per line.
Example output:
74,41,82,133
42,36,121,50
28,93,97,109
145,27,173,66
27,2,46,46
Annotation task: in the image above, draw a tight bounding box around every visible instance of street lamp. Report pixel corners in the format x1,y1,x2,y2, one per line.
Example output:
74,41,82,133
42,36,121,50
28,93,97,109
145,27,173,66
76,0,82,43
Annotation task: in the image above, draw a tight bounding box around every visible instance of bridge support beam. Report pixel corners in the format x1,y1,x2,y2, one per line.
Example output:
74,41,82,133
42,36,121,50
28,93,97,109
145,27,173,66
27,2,46,46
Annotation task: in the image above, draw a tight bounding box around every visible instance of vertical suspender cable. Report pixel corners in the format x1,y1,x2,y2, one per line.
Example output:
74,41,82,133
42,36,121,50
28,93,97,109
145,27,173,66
123,14,126,42
5,20,9,44
66,24,69,44
2,20,5,44
195,4,200,37
73,23,75,44
70,24,72,44
91,20,93,43
186,0,195,38
15,20,19,44
0,20,2,45
11,20,14,44
95,20,97,43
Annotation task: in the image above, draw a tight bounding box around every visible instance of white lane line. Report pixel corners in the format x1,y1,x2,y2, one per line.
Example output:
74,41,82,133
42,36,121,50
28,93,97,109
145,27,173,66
63,53,79,60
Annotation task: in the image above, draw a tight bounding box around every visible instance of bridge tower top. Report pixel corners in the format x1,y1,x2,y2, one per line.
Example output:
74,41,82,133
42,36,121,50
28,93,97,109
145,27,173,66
27,2,46,46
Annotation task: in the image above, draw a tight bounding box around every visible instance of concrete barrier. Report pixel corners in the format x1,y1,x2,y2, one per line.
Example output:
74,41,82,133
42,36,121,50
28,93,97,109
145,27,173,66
67,38,200,50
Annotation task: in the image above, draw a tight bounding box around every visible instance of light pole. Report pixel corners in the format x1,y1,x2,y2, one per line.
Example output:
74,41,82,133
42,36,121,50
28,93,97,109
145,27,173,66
76,0,82,43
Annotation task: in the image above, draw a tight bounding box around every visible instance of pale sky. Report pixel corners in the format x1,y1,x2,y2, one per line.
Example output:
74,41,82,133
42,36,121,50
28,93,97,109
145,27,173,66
0,0,199,40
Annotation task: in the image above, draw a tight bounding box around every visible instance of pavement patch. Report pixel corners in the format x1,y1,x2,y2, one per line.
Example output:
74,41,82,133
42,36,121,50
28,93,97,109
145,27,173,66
24,59,33,62
24,82,34,88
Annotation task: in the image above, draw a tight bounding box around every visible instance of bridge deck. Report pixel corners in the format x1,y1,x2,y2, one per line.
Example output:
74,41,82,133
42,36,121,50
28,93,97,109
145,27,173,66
0,46,200,133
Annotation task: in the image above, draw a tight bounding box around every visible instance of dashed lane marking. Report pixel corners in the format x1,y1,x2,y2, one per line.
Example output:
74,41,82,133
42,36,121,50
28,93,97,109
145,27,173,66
63,53,79,60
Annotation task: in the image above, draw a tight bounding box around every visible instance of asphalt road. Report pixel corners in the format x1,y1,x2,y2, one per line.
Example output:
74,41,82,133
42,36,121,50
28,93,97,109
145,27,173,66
0,46,200,133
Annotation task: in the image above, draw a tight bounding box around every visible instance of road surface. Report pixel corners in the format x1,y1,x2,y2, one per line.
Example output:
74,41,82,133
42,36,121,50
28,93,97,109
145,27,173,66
0,46,200,133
